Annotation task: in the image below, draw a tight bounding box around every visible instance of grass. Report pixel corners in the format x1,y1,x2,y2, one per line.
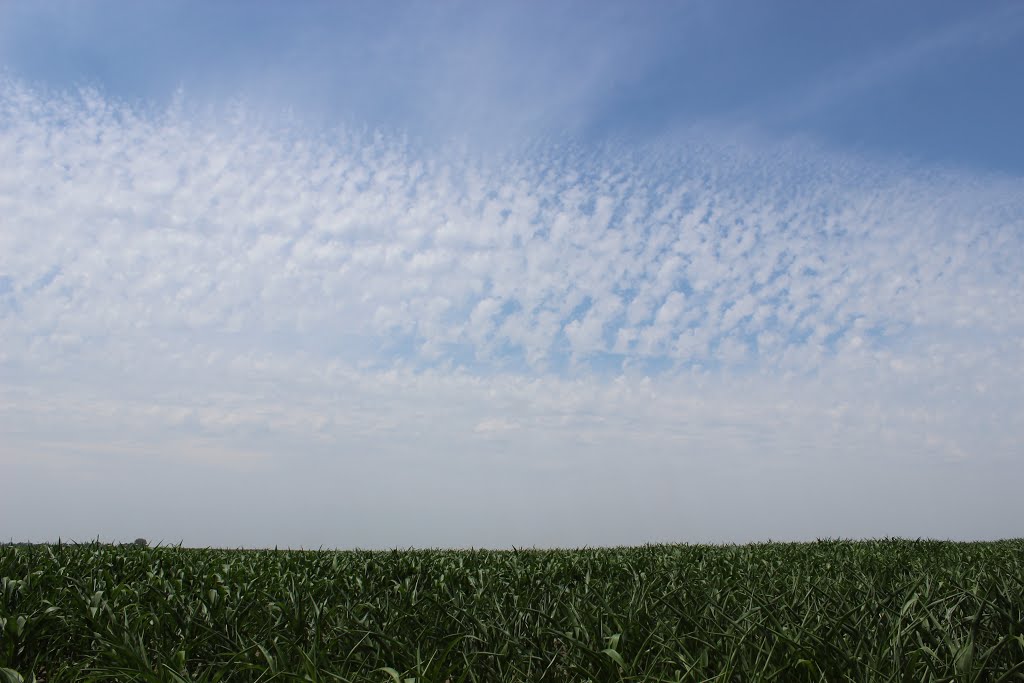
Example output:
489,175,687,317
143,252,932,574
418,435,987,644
1,539,1023,681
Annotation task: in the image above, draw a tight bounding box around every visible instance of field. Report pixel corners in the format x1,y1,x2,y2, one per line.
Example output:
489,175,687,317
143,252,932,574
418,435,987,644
1,540,1023,682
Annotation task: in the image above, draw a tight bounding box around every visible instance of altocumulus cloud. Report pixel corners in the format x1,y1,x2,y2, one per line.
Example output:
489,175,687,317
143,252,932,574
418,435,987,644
1,78,1023,547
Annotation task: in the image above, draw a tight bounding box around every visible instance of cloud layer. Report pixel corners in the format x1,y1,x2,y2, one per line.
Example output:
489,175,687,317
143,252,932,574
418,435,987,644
2,78,1022,547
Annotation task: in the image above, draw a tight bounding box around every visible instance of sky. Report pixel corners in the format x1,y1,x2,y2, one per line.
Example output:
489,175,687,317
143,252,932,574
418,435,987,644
1,1,1022,548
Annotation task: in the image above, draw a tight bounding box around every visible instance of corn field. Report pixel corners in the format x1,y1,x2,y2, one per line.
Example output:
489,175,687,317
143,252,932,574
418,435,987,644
2,540,1023,682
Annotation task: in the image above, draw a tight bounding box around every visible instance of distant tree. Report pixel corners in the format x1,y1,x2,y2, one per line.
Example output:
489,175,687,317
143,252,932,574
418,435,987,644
133,538,149,547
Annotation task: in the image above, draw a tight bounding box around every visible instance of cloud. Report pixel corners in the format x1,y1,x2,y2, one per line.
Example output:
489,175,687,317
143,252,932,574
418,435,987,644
474,418,521,437
1,78,1022,546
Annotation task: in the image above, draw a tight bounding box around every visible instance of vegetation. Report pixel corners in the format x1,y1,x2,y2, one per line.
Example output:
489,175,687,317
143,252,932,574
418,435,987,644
1,539,1023,682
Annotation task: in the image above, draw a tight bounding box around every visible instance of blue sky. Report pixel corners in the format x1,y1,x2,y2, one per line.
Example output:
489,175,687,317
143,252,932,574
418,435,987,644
1,1,1022,547
3,1,1022,170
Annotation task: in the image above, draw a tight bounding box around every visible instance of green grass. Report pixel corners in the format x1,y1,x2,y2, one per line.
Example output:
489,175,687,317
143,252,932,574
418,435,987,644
2,539,1023,681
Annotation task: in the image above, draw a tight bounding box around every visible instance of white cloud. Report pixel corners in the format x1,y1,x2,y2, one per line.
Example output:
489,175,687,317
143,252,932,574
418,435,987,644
474,418,521,437
1,78,1022,546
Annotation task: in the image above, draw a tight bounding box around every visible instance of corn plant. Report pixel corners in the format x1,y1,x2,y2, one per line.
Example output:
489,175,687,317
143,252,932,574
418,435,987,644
1,539,1023,681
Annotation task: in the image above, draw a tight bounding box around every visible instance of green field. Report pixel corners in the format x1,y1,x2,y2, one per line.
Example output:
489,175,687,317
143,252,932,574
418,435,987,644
2,540,1023,682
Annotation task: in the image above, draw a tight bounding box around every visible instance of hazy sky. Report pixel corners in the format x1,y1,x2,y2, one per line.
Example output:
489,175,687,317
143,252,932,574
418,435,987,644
2,1,1022,548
